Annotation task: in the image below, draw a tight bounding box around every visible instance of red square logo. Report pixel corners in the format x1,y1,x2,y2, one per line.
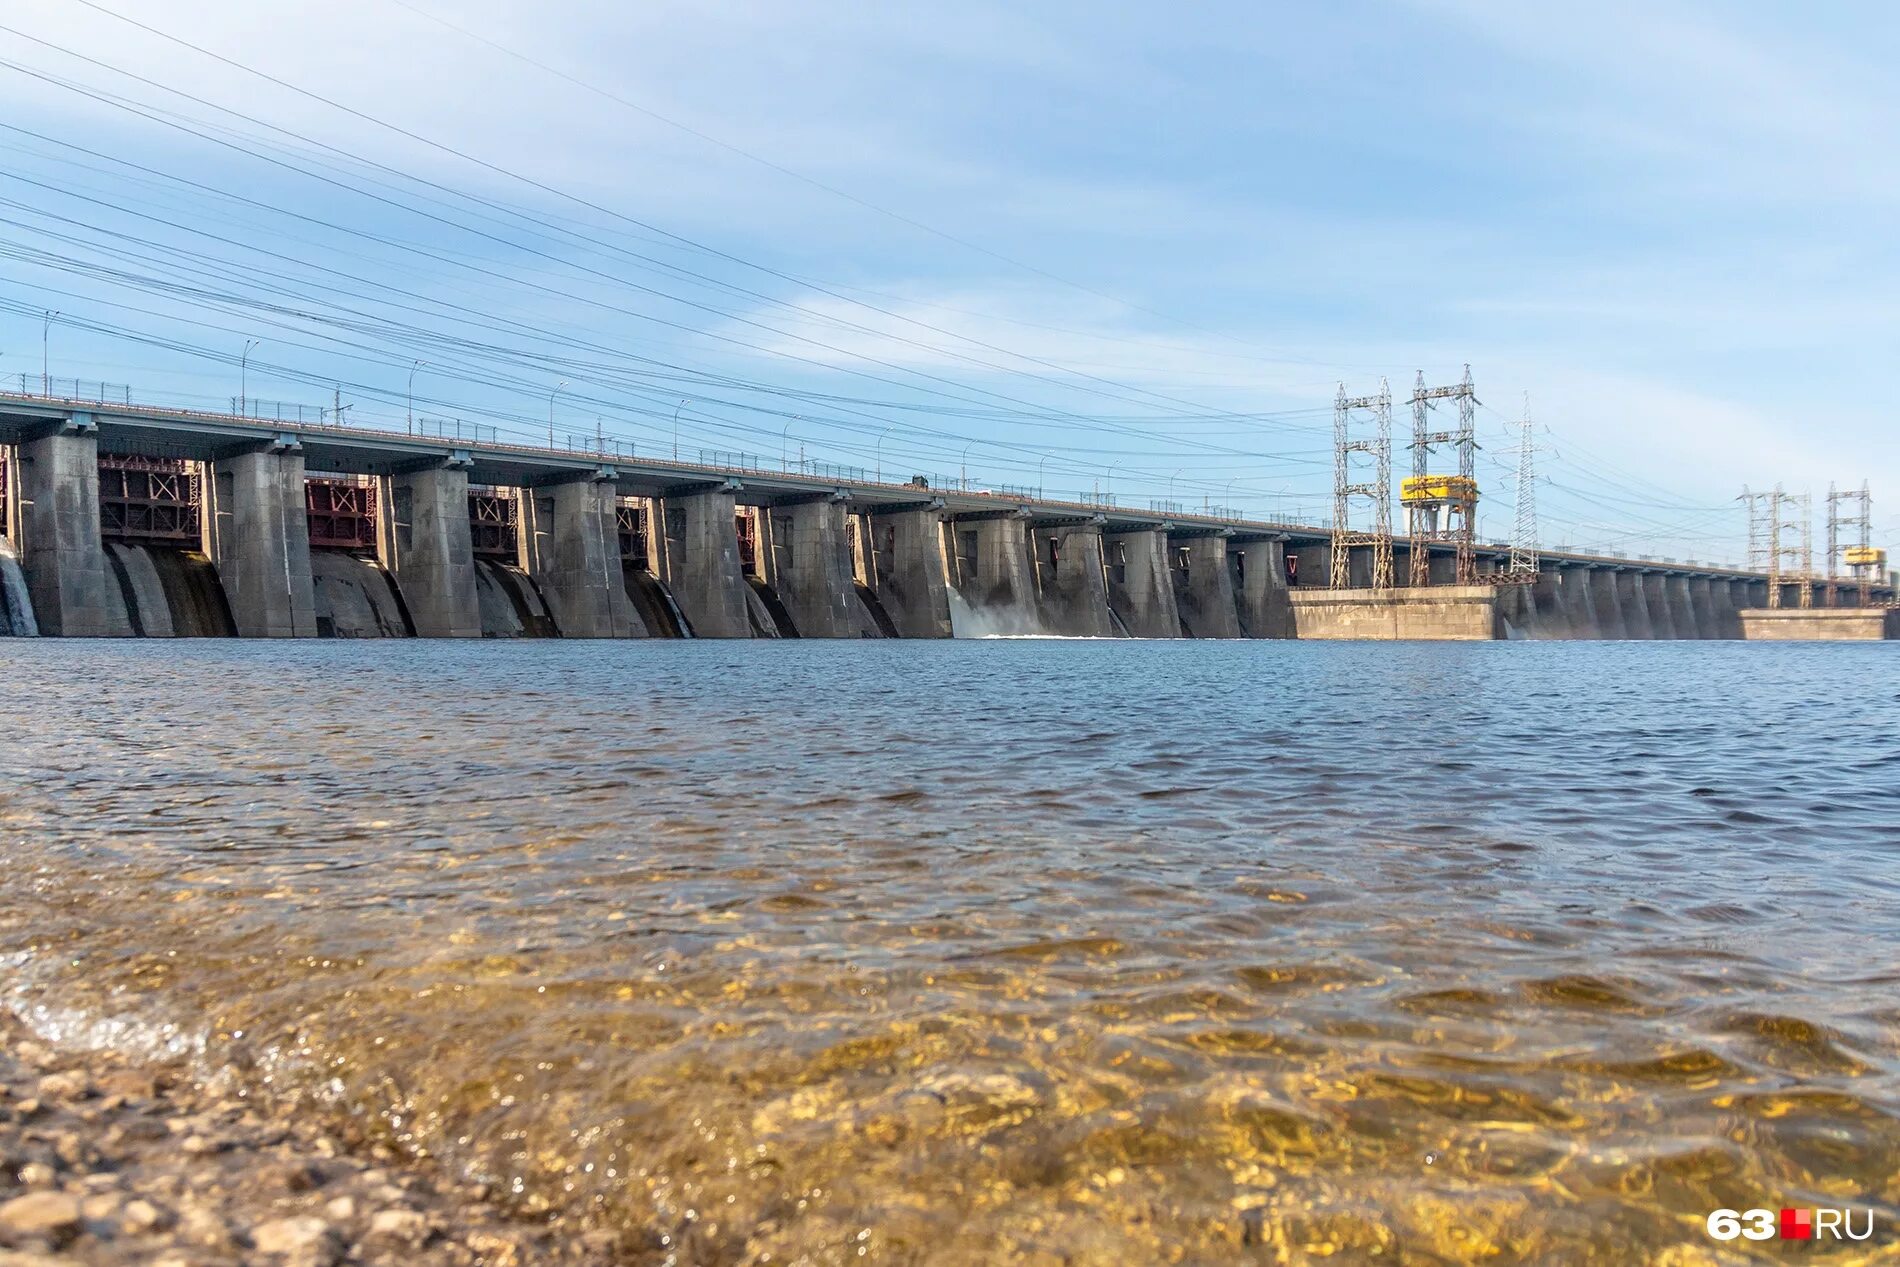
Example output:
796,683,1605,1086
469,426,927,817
1780,1208,1813,1240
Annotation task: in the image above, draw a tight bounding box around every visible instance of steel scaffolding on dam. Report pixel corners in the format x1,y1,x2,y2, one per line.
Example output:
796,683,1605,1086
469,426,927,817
1,388,1893,641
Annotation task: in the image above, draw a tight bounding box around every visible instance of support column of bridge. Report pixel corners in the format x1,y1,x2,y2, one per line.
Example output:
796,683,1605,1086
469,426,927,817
1172,533,1243,638
660,484,750,638
1641,573,1682,639
868,504,952,638
1614,571,1654,638
1584,569,1627,639
954,512,1041,634
1668,575,1706,639
1508,572,1571,638
380,463,481,637
1105,528,1181,638
520,473,642,638
1547,568,1600,638
205,443,317,638
14,420,127,636
1705,579,1743,638
771,494,858,638
1229,538,1293,638
1032,521,1116,637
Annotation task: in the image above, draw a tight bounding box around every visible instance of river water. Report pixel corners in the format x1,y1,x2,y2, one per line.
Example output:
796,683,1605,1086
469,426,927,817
1,640,1896,1263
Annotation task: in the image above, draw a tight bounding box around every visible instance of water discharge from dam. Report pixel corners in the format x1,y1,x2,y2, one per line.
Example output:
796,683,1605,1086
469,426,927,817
0,540,36,635
0,640,1895,1263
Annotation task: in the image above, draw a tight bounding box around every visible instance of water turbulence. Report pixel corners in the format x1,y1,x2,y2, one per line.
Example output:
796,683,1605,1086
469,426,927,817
946,585,1047,638
0,539,36,636
1,641,1897,1264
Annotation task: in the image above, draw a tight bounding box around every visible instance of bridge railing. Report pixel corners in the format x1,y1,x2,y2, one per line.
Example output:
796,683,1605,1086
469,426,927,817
566,432,637,458
16,375,134,405
231,398,328,423
418,417,500,445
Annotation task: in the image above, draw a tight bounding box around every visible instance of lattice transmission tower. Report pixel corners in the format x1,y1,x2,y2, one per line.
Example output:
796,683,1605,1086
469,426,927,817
1766,485,1813,609
1827,481,1876,606
1501,396,1538,584
1331,379,1393,589
1738,486,1769,572
1403,365,1478,586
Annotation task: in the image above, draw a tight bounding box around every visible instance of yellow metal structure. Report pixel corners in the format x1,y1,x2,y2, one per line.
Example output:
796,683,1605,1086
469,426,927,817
1400,475,1478,505
1844,546,1886,567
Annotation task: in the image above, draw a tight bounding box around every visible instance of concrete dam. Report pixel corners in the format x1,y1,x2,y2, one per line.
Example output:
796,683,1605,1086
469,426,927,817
1,391,1893,641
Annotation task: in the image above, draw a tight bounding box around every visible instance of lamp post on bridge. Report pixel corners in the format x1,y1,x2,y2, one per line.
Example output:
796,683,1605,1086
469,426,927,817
548,380,568,448
1037,454,1048,499
407,359,427,436
239,339,261,416
782,415,802,472
672,398,690,462
961,439,975,491
42,310,58,397
876,424,892,484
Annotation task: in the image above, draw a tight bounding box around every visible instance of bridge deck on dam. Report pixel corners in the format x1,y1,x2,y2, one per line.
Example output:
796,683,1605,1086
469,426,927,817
0,390,1891,640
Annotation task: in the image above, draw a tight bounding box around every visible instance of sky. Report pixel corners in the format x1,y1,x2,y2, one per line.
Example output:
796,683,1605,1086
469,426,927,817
1,0,1896,562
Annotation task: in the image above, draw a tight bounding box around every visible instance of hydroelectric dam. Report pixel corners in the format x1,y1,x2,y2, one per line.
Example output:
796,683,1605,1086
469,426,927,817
0,388,1893,642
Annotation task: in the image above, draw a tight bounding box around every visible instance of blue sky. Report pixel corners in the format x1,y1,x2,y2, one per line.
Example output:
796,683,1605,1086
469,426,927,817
2,0,1896,561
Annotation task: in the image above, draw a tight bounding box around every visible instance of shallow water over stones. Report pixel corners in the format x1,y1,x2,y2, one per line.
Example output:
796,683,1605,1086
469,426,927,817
1,639,1896,1263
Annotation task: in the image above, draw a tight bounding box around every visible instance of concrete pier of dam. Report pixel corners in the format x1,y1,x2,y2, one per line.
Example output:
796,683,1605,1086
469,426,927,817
0,391,1891,641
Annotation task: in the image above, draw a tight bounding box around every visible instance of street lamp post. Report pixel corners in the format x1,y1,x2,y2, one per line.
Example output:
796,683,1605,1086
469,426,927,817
407,359,427,435
875,425,893,484
548,380,568,448
1037,455,1048,499
782,415,801,472
42,310,58,396
239,339,261,415
672,398,690,461
961,440,975,491
1167,468,1183,506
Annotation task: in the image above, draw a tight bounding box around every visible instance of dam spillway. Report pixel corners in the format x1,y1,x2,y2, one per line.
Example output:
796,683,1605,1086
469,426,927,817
0,389,1893,641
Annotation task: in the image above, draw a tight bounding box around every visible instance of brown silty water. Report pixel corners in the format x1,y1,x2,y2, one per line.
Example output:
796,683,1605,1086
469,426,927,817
1,639,1896,1263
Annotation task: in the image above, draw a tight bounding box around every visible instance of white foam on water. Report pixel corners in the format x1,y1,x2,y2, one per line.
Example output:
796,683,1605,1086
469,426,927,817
0,540,38,636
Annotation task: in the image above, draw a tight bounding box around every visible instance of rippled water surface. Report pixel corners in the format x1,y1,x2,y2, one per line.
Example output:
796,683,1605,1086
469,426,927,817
2,640,1898,1263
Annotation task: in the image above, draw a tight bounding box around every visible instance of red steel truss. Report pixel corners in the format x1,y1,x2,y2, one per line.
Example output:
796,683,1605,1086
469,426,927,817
305,477,378,553
99,454,201,546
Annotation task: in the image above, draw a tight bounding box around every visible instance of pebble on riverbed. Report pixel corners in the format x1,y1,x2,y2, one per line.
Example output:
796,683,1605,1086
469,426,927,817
0,1014,617,1265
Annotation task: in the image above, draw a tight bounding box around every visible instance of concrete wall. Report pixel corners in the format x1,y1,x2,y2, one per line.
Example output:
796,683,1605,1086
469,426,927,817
1287,543,1329,593
1105,529,1181,638
866,506,952,638
14,425,127,636
520,476,644,638
1171,535,1243,638
1741,608,1896,640
1583,570,1627,639
1290,585,1499,640
1613,572,1653,639
1229,539,1294,638
1642,574,1682,640
768,496,859,638
1664,575,1703,639
204,446,317,638
1032,523,1117,637
380,465,481,638
659,486,751,638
